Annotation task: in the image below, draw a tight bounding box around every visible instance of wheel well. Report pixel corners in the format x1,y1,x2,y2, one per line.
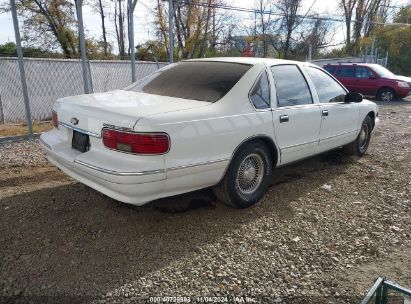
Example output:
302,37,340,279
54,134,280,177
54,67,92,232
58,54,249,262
377,86,395,97
233,136,279,168
367,111,376,129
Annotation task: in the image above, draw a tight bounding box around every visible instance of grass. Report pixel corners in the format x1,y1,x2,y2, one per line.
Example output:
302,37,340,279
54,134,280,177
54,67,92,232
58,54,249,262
0,121,53,137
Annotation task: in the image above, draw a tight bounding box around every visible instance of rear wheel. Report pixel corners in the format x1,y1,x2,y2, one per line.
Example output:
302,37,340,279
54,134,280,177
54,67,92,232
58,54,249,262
213,141,272,208
377,88,396,102
342,116,373,156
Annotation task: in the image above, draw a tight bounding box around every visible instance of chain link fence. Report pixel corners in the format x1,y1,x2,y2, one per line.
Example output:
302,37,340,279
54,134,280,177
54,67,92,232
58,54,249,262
0,57,167,124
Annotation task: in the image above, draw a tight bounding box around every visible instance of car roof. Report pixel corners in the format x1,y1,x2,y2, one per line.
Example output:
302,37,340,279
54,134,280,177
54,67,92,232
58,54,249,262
324,62,379,67
183,57,308,67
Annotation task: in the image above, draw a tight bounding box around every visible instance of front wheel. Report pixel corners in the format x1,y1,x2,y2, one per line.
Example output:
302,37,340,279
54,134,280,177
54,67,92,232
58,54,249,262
343,116,373,156
377,88,396,102
213,141,272,208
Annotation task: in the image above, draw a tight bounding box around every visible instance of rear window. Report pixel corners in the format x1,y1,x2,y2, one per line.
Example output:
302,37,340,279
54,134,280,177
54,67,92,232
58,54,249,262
125,61,252,102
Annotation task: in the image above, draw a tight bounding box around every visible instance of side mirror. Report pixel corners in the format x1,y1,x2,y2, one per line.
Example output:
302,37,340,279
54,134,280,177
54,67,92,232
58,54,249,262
369,75,377,79
345,92,363,103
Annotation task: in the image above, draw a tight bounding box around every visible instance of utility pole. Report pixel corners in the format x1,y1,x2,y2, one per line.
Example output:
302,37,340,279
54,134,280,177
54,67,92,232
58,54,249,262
10,0,33,138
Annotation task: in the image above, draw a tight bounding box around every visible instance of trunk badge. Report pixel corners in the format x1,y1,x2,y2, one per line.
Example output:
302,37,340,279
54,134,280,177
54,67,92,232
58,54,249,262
70,117,79,125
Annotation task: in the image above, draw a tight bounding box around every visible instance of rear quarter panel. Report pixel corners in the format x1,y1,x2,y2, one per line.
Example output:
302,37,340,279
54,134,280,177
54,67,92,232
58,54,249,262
133,63,277,194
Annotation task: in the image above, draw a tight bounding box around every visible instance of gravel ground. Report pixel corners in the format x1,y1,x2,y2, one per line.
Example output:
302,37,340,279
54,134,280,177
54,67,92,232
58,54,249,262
0,101,410,304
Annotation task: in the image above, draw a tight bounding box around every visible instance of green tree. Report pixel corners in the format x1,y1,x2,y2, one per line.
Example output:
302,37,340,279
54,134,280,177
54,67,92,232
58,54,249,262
365,5,411,75
8,0,79,58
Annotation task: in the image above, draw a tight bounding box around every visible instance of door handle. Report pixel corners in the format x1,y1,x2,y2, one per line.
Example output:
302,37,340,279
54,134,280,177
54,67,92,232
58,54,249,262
279,115,289,123
322,110,329,117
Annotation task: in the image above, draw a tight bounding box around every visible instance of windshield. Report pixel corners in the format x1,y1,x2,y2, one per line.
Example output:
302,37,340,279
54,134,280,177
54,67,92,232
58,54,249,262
124,61,252,102
371,65,394,77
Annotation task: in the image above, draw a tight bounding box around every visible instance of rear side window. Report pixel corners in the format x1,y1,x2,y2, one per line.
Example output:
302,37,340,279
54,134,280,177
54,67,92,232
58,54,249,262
324,65,337,74
125,61,252,102
336,66,355,78
306,66,347,103
271,65,313,107
249,71,270,109
356,67,372,78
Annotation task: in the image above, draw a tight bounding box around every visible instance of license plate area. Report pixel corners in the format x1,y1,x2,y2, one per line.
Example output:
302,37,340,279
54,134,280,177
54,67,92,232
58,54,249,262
72,130,90,152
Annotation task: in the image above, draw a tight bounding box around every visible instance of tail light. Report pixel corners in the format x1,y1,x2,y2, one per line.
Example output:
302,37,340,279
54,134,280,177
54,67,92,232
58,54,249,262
102,129,170,155
52,111,58,128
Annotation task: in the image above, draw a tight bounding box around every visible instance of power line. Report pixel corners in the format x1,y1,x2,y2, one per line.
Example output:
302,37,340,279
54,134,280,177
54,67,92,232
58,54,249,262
170,1,411,27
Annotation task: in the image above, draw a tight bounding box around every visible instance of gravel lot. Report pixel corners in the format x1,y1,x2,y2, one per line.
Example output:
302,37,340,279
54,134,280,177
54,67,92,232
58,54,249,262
1,101,410,304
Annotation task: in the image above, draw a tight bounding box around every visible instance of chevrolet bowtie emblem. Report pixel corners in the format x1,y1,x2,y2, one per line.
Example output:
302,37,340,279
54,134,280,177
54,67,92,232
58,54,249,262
70,117,79,125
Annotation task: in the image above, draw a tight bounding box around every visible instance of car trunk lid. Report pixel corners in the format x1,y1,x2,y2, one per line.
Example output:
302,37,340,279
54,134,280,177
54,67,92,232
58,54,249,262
55,90,210,135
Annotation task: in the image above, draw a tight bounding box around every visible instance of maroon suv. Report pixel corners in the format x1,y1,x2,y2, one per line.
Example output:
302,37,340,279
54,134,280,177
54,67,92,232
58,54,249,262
324,63,411,102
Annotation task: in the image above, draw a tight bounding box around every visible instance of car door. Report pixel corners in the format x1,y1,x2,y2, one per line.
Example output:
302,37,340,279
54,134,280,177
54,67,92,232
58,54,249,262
355,66,378,96
269,64,322,165
304,66,360,152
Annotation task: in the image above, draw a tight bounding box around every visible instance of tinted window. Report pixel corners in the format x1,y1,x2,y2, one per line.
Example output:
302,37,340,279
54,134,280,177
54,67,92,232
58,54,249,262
336,66,355,77
356,67,372,78
271,65,313,107
306,67,347,103
324,66,337,74
250,71,270,109
125,61,251,102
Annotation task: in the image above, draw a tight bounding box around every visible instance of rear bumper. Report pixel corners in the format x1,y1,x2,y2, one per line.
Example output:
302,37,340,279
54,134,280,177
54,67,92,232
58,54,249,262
39,131,166,206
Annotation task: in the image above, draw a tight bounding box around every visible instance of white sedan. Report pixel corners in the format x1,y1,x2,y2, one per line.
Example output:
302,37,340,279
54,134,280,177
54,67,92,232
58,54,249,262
40,58,379,208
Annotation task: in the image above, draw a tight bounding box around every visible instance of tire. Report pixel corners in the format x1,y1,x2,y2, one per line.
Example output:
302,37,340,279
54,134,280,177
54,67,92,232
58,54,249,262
377,88,396,102
213,141,272,209
342,115,373,156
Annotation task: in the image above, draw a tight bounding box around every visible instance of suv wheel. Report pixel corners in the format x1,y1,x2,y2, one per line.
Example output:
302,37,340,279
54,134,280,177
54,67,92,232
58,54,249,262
377,88,396,102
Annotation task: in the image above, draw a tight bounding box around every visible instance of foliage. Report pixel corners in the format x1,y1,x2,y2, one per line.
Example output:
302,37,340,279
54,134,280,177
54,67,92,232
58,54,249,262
335,5,411,75
0,42,62,57
14,0,79,58
372,12,411,75
151,0,238,61
136,41,168,62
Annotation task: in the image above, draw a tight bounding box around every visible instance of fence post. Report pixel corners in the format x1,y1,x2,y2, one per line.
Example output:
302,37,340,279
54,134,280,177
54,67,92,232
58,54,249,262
128,0,138,82
385,51,388,67
0,91,4,124
168,0,174,63
308,43,312,62
75,0,91,94
10,0,33,138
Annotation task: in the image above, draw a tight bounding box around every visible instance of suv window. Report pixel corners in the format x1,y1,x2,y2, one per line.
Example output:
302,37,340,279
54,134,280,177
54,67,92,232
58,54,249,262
336,66,355,78
306,66,347,103
250,70,270,109
324,65,337,74
271,65,313,107
356,67,372,78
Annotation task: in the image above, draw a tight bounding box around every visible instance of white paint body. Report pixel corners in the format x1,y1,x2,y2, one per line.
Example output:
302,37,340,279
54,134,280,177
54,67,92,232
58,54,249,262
40,58,379,206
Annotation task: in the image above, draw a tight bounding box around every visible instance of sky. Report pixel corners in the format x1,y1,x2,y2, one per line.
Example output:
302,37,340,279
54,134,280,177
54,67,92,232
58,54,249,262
0,0,409,51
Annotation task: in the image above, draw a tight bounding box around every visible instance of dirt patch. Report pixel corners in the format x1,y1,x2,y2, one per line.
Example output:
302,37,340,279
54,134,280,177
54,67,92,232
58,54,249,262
0,121,53,137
